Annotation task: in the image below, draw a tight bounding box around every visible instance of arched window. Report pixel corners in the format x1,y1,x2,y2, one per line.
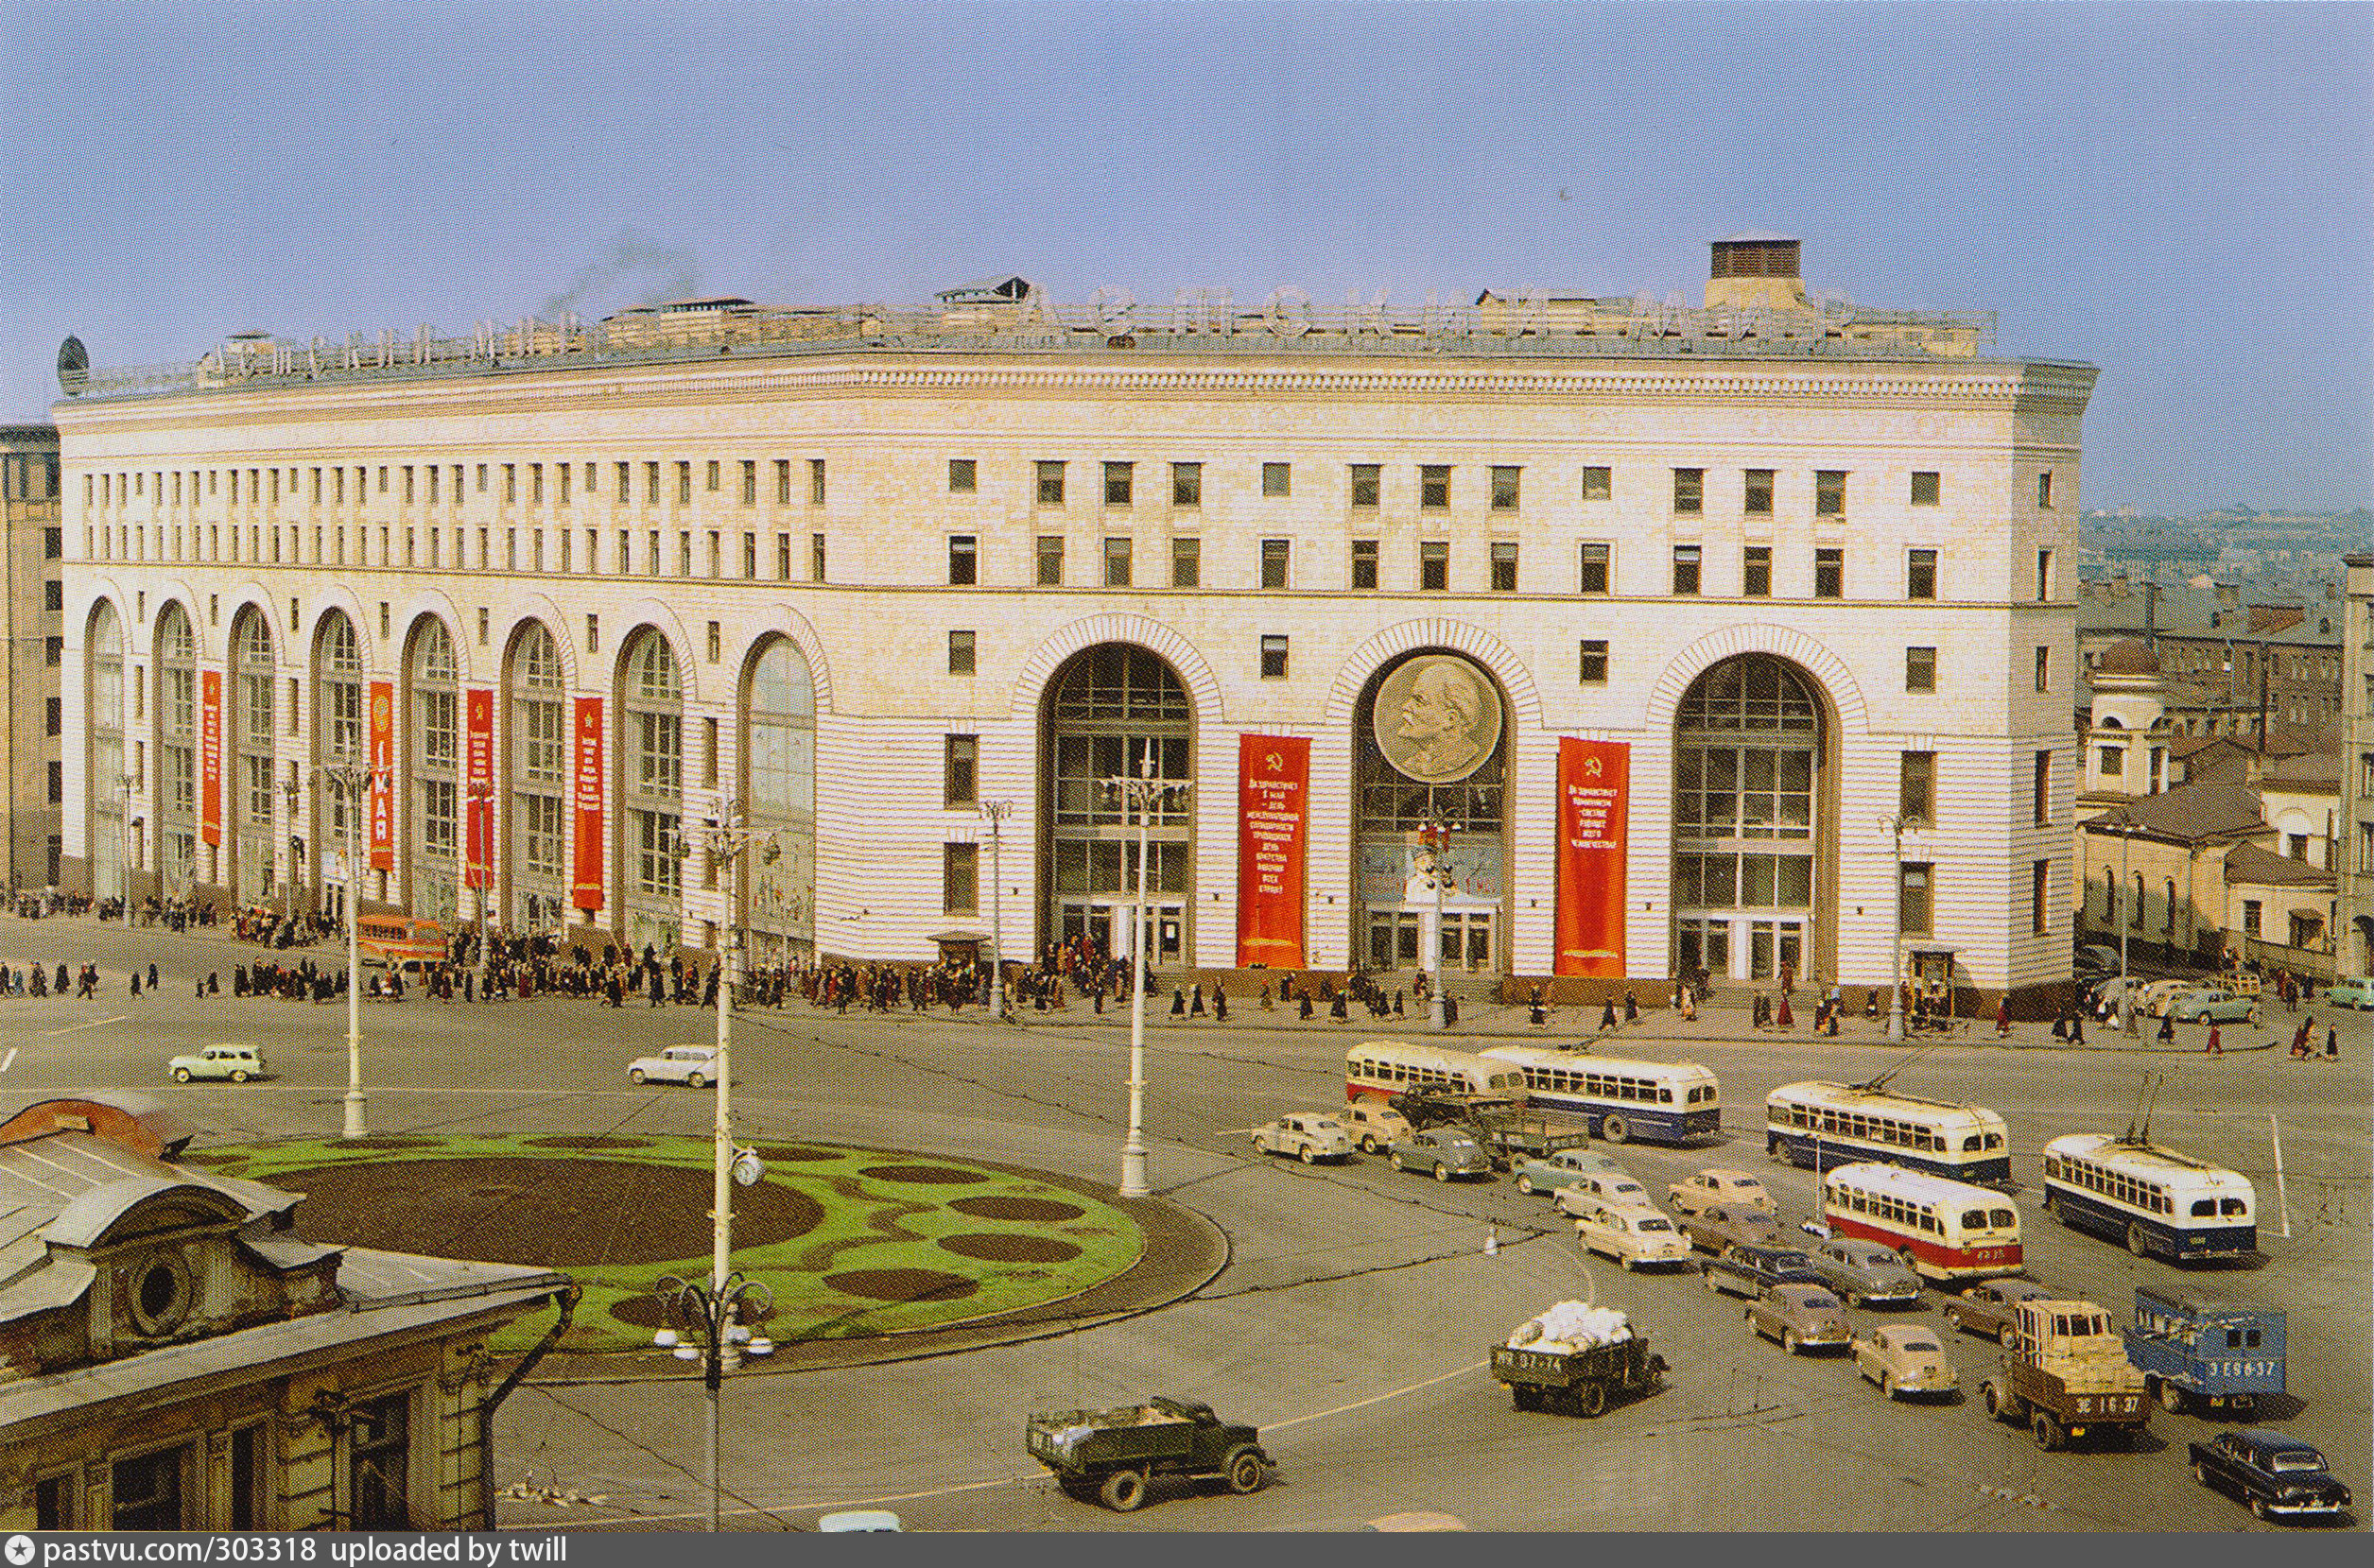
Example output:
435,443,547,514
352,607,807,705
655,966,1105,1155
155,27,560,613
618,629,683,952
2130,870,2146,930
87,600,126,897
743,637,815,965
507,622,569,931
2164,877,2177,939
1044,645,1193,964
315,610,365,912
153,603,198,894
408,619,460,922
231,610,277,904
1673,655,1821,985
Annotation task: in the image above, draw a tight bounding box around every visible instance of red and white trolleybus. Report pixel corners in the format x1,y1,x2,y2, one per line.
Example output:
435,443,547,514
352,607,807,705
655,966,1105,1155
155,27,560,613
1821,1161,2023,1282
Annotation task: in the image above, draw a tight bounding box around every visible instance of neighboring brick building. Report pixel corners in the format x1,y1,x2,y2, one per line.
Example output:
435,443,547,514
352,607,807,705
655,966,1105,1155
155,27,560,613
51,237,2096,1009
1,424,62,891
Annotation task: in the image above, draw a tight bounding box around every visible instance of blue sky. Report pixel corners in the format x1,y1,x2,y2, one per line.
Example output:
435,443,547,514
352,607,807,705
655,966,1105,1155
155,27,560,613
3,1,2366,514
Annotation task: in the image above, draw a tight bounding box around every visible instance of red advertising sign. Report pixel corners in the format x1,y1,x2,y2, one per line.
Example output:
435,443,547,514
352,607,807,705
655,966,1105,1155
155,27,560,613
1553,737,1630,977
1236,734,1309,969
199,670,223,847
464,687,494,889
571,696,605,911
367,681,394,871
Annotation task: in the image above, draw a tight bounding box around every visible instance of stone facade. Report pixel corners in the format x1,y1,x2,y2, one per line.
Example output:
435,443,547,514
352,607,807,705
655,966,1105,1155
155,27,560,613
51,242,2096,1008
0,425,62,891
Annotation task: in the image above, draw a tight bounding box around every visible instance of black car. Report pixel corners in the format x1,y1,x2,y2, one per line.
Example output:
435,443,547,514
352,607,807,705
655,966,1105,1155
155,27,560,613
1702,1243,1823,1300
2189,1429,2352,1525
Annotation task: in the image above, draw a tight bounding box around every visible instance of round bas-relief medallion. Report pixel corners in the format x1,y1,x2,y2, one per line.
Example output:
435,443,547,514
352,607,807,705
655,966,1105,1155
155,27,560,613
1372,654,1503,785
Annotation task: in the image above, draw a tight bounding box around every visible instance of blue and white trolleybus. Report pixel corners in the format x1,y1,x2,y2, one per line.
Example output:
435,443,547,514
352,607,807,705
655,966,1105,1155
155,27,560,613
1476,1044,1720,1145
2039,1132,2257,1262
1765,1080,2010,1181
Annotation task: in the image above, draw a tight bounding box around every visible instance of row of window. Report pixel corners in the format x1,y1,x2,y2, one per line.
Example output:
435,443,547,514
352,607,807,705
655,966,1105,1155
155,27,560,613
93,458,830,513
87,458,2055,519
1895,857,2054,938
83,512,2055,606
1769,1104,1999,1154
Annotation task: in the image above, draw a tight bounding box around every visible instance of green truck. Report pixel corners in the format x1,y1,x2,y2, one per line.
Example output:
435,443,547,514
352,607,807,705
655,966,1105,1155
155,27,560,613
1026,1396,1272,1511
1490,1335,1668,1417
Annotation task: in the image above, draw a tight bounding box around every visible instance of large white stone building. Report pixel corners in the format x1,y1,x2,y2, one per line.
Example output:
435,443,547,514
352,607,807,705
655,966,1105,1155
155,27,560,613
51,237,2095,1010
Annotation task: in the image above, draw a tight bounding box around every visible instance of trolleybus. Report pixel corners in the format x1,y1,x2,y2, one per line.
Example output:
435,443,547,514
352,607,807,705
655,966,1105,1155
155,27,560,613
1476,1044,1720,1145
1344,1042,1525,1116
2038,1132,2257,1262
1821,1162,2023,1281
1765,1079,2010,1180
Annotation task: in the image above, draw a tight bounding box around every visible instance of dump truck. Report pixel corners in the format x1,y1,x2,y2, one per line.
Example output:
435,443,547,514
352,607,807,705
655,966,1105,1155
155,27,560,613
1977,1297,2150,1451
1467,1107,1596,1172
1026,1396,1271,1511
2123,1284,2286,1416
1489,1302,1668,1418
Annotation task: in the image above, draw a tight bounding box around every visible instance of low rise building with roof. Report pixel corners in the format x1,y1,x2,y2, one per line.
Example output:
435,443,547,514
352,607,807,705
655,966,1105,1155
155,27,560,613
0,1094,571,1530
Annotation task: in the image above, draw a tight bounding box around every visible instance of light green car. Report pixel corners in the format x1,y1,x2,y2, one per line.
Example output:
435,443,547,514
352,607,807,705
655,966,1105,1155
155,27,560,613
2323,975,2374,1010
168,1043,267,1082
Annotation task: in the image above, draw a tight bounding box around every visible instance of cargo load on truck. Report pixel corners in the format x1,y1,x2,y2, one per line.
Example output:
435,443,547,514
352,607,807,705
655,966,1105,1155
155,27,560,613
1489,1301,1666,1418
1979,1297,2150,1451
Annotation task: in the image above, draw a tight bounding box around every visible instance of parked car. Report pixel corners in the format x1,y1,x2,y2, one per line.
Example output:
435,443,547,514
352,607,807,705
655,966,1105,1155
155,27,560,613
1674,1202,1789,1256
2074,941,2123,973
1251,1112,1354,1164
626,1044,719,1087
2167,989,2260,1025
1744,1284,1852,1353
1339,1102,1413,1154
1570,1200,1695,1271
2322,975,2374,1010
1703,1243,1823,1300
2188,1429,2353,1525
2133,978,2201,1017
1669,1168,1776,1216
1852,1324,1960,1400
1389,1129,1493,1181
1940,1278,2053,1345
1806,1237,1924,1308
1550,1169,1653,1215
1510,1146,1628,1197
167,1043,267,1083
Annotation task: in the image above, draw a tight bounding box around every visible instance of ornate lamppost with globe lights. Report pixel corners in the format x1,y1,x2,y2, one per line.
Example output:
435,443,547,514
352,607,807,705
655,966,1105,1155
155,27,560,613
1103,745,1190,1199
650,1266,774,1532
315,747,381,1137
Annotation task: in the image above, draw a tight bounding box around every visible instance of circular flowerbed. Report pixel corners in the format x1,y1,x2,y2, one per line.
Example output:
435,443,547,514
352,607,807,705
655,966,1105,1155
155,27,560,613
187,1133,1143,1353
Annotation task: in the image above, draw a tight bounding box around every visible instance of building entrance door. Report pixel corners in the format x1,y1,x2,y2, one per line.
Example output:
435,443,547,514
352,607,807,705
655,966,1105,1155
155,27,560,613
1442,910,1496,972
1059,899,1183,965
1747,918,1805,983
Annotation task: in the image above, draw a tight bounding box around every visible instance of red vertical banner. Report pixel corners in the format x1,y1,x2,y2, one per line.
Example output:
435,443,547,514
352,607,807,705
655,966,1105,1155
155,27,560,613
1236,734,1309,969
571,696,605,911
367,681,394,870
199,670,223,847
464,687,494,889
1553,737,1630,977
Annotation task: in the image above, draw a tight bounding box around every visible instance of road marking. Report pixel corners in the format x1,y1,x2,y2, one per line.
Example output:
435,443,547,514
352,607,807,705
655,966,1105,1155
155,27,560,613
0,1048,13,1073
44,1015,126,1036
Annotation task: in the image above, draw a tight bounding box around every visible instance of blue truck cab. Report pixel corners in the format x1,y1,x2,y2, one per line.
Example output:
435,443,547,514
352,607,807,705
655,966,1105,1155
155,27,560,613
2123,1284,2285,1416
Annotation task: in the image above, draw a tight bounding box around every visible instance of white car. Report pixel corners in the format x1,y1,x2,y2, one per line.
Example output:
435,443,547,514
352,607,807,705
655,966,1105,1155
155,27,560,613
627,1044,719,1087
1339,1102,1413,1154
1252,1112,1355,1164
168,1043,267,1083
1551,1169,1653,1216
1669,1168,1776,1216
1571,1200,1695,1271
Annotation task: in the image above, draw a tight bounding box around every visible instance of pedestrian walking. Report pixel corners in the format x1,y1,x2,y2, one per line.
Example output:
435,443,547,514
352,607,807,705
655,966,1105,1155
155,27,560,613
1529,986,1547,1026
2324,1025,2338,1060
1995,999,2011,1038
2157,1010,2175,1043
2205,1024,2222,1057
1189,983,1206,1017
1599,997,1618,1032
147,962,159,991
1775,992,1793,1030
1212,984,1228,1022
1623,989,1639,1025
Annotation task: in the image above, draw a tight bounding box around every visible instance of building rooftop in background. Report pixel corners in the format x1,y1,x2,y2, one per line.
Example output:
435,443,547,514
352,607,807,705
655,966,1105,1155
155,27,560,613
58,241,2014,405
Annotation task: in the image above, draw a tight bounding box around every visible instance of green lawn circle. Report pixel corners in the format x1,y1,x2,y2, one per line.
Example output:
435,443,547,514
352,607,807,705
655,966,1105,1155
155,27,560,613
185,1133,1144,1354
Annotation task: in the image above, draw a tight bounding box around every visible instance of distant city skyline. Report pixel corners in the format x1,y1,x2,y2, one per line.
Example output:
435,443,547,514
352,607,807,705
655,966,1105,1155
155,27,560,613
2,0,2366,514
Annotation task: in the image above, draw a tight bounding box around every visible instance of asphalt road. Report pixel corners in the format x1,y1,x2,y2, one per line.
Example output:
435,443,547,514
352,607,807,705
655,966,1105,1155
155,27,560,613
2,913,2365,1532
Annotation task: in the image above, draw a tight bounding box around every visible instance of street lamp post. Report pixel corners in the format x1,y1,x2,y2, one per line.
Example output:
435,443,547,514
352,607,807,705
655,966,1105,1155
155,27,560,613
650,1270,774,1533
116,771,136,916
676,797,777,1301
1881,815,1906,1043
979,800,1013,1019
1104,745,1189,1199
465,778,494,998
1419,817,1461,1031
280,773,301,919
317,751,377,1138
